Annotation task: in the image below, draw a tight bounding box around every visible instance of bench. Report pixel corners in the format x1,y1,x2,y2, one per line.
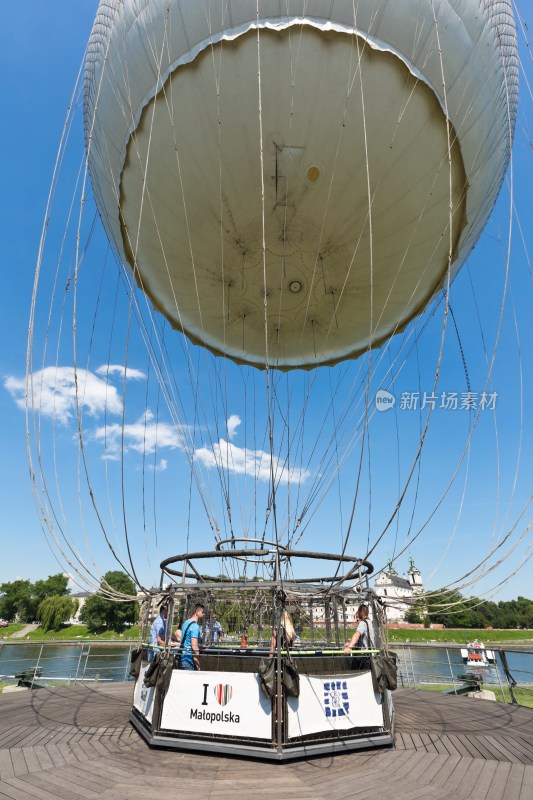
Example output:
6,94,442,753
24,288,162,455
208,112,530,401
15,666,43,688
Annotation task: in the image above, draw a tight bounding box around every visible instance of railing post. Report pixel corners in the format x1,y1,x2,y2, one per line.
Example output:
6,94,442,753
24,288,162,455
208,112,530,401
499,649,518,705
81,642,91,681
494,650,507,702
445,648,457,695
408,646,416,688
30,644,44,690
74,643,85,684
124,645,132,681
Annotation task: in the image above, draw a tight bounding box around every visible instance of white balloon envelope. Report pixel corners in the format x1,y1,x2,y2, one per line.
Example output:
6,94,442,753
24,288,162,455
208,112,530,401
84,0,517,369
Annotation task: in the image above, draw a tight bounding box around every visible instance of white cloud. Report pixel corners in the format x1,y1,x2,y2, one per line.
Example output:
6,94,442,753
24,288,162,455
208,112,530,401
227,414,241,440
5,366,123,423
95,364,146,380
93,410,185,460
194,438,310,486
147,458,168,472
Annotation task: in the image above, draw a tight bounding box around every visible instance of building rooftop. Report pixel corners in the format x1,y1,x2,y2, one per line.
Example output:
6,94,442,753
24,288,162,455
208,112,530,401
377,573,412,590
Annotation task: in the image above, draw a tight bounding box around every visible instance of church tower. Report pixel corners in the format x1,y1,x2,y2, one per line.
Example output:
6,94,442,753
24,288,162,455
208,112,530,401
407,556,424,594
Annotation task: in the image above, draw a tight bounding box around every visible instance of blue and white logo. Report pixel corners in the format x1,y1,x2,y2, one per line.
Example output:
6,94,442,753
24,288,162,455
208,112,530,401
323,680,350,718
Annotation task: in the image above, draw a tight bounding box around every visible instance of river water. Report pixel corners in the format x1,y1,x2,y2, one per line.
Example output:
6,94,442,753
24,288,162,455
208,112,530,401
393,644,533,689
0,642,531,689
0,643,134,683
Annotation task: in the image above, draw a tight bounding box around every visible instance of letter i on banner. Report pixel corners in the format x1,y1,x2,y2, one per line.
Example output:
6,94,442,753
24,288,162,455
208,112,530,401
202,684,209,705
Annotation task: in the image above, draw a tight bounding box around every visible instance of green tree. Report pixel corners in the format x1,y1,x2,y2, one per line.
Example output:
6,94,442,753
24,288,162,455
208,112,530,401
37,596,79,632
80,571,138,631
33,574,69,604
425,589,477,628
0,580,34,621
0,573,71,622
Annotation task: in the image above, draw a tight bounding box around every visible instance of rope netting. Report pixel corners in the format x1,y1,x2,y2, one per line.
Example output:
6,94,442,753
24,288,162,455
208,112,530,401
23,0,533,612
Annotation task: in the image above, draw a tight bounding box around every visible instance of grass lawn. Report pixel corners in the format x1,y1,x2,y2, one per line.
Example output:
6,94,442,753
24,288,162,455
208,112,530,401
261,627,533,646
18,625,141,642
0,624,26,637
385,628,533,645
416,682,533,708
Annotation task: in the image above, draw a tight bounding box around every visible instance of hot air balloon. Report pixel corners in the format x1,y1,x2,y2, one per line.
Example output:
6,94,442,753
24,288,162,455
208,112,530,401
84,0,517,369
20,0,533,761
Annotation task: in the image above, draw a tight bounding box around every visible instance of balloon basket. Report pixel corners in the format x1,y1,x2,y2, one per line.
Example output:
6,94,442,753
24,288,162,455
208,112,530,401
130,543,395,760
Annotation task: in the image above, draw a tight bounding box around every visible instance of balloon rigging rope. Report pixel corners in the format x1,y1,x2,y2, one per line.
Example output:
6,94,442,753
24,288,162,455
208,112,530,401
341,23,377,578
291,3,379,571
27,43,133,598
160,0,476,576
120,10,228,538
496,282,524,542
140,329,157,584
305,0,493,374
354,1,476,569
318,17,524,592
424,6,532,599
282,7,466,552
35,7,216,592
72,158,145,590
101,272,121,548
256,3,282,562
109,8,174,591
27,3,532,602
77,10,195,583
27,131,99,588
204,1,244,540
389,346,403,561
321,4,459,592
424,502,533,599
270,2,317,539
357,3,458,568
108,12,230,542
270,7,382,548
45,161,106,587
77,230,119,571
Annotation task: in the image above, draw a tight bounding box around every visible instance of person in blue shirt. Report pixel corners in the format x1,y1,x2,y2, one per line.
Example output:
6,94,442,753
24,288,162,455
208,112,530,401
148,605,168,660
179,603,205,670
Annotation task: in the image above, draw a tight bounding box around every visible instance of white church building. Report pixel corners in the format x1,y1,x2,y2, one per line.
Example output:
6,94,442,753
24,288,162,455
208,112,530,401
374,557,424,623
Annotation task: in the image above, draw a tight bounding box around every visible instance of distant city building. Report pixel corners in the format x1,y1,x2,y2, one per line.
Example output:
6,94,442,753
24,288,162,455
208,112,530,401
374,557,424,623
69,591,92,624
306,599,360,627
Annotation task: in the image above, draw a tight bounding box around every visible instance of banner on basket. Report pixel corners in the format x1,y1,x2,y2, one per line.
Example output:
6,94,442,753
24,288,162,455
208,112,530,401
287,671,383,738
160,670,272,738
132,663,156,723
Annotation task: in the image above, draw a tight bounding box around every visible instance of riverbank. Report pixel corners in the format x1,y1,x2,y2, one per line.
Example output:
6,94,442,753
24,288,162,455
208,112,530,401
386,628,533,645
407,683,533,708
0,623,141,642
2,622,532,646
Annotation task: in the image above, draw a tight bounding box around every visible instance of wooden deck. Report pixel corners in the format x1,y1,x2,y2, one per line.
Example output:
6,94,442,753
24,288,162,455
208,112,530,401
0,684,531,799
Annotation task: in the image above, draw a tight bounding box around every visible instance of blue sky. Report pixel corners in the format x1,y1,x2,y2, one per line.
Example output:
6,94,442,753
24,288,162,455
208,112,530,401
1,2,532,602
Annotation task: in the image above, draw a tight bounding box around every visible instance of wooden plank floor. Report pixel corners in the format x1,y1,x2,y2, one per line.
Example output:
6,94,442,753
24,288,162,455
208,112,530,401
0,685,531,800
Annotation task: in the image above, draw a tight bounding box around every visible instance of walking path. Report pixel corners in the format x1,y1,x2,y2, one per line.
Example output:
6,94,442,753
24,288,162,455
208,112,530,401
0,684,531,799
9,624,39,639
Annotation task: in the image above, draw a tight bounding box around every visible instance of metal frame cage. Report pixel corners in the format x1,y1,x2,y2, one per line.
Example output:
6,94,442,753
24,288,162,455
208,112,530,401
130,544,395,760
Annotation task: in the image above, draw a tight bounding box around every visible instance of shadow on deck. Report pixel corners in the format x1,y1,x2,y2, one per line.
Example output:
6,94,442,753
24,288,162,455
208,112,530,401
0,684,532,799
